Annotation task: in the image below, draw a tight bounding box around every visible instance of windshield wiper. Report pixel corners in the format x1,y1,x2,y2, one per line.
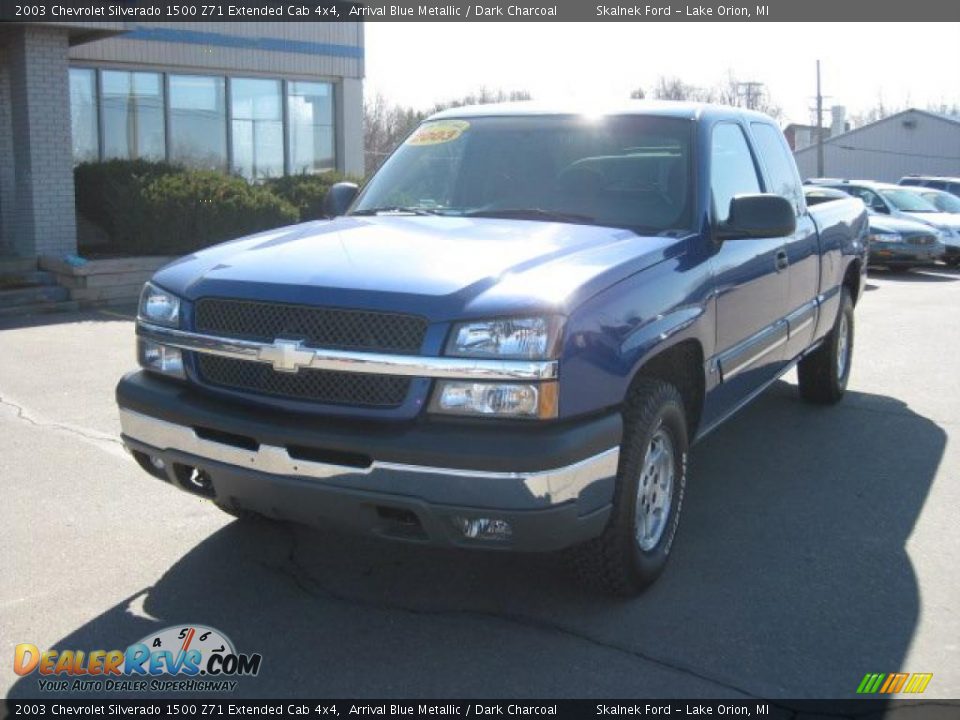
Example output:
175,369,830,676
463,208,596,224
351,206,442,216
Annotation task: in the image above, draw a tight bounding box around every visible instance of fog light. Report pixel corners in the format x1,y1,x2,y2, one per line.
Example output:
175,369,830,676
453,517,513,541
429,381,558,419
137,338,185,378
149,456,165,471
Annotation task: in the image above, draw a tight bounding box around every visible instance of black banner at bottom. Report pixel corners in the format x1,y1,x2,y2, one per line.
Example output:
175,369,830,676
4,699,960,720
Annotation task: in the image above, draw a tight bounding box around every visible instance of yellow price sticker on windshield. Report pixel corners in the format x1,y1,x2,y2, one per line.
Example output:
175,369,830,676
406,120,470,146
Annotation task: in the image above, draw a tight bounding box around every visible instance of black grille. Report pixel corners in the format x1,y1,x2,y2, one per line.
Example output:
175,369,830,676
197,355,411,408
905,232,937,246
195,298,427,353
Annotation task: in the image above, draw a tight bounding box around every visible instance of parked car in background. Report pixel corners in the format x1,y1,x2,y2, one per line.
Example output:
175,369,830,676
804,186,944,269
897,186,960,266
808,179,959,245
802,186,853,207
899,175,960,198
904,187,960,215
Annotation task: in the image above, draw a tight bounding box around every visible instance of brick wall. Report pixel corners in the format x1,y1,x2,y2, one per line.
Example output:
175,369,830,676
0,26,78,258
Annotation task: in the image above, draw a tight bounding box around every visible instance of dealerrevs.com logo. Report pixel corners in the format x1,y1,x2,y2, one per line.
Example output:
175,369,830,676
14,624,262,693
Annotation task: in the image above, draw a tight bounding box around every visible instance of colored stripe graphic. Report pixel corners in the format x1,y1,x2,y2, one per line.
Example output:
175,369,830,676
857,674,886,694
904,673,934,693
857,672,932,694
880,673,909,693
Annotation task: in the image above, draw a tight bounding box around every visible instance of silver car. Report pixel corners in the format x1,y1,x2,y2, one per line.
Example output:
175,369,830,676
803,186,945,269
809,179,959,262
896,186,960,266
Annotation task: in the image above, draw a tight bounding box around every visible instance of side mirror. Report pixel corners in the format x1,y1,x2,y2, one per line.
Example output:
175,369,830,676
717,194,796,240
323,182,359,218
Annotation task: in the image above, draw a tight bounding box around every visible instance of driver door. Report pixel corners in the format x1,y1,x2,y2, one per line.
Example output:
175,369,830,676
703,123,791,425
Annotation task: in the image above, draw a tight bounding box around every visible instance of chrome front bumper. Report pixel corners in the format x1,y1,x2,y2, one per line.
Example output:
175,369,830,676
119,408,619,507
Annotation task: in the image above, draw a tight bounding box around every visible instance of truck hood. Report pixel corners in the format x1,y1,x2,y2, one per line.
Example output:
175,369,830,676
152,216,684,320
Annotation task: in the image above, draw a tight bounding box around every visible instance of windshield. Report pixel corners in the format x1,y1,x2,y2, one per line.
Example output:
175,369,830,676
352,115,695,234
879,189,939,213
921,191,960,213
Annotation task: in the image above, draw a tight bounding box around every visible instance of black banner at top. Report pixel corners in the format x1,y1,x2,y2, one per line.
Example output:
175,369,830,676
2,0,960,22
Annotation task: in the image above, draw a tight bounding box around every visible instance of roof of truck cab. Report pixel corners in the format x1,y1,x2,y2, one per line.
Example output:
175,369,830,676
426,100,777,124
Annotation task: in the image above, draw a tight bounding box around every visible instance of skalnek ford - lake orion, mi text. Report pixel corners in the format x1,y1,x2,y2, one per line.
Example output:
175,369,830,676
597,4,768,16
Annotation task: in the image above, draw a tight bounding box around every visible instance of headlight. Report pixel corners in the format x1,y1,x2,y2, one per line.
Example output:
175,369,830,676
137,338,185,379
445,316,562,359
429,381,558,419
138,282,180,326
867,231,901,244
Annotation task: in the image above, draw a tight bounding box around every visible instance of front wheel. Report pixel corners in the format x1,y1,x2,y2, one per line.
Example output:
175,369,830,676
570,378,688,596
797,287,854,404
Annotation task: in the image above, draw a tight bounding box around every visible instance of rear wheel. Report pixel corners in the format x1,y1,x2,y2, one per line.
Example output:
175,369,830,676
797,287,854,404
570,378,688,596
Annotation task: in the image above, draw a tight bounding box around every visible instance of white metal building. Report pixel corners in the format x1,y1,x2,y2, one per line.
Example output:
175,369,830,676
794,109,960,183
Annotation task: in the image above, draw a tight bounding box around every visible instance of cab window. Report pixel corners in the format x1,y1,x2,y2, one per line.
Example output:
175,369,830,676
750,123,803,215
710,123,761,224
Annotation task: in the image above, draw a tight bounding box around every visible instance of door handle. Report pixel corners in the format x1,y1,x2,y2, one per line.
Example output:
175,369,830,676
775,249,789,272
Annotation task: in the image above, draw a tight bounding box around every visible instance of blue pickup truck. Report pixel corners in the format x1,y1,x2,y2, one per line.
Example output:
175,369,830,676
117,102,868,595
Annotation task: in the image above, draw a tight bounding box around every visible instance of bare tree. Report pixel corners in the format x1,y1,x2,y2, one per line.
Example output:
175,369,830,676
715,71,783,119
848,97,959,129
363,92,426,176
927,101,960,117
652,76,716,102
428,87,531,114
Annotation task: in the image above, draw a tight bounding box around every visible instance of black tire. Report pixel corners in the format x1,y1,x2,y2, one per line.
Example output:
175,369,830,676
797,287,854,405
570,378,689,596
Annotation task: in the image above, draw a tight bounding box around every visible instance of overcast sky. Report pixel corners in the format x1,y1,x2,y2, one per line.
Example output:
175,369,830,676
364,23,960,125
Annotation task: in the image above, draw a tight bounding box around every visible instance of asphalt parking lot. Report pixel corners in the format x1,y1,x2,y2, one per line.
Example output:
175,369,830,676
1,267,958,700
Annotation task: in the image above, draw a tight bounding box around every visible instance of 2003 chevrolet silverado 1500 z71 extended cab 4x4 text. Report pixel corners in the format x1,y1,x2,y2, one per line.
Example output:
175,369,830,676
117,102,868,595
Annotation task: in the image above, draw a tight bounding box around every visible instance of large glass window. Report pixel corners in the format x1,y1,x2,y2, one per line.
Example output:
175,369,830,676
69,68,99,163
68,68,339,176
231,78,284,180
710,123,760,224
287,81,335,174
101,71,165,161
168,75,227,170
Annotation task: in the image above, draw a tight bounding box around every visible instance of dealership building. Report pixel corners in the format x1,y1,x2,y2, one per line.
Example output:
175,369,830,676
0,21,365,264
793,109,960,183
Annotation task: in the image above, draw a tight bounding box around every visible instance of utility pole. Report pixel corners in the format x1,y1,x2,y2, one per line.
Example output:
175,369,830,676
816,60,824,177
736,81,765,110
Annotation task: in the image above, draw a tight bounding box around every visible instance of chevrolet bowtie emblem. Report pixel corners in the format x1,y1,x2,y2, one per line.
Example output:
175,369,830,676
258,339,314,373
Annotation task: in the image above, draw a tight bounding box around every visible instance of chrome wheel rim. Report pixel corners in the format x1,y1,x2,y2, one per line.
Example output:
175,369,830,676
836,314,850,381
635,427,675,552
